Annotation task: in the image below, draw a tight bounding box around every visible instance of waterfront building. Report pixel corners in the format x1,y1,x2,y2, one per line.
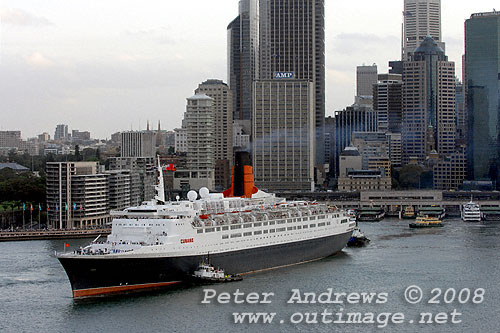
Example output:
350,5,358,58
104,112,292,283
333,105,378,176
337,146,391,191
108,157,155,206
46,162,110,229
252,80,315,191
465,11,500,181
120,131,156,158
373,74,403,133
106,170,132,211
355,65,377,107
403,0,444,61
433,150,466,190
195,80,233,190
402,36,456,164
54,124,69,141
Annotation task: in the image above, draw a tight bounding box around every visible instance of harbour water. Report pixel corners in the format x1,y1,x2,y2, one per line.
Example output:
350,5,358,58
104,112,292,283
1,218,499,332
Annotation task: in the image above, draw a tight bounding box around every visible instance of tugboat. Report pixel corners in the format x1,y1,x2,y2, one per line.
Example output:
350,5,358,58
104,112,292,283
409,216,443,228
347,227,370,247
192,262,242,283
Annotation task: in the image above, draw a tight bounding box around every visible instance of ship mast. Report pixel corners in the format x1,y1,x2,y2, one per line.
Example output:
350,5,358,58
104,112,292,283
154,155,165,205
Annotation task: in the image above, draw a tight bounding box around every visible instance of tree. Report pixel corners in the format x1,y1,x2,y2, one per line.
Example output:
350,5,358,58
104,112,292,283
398,164,424,189
74,145,81,161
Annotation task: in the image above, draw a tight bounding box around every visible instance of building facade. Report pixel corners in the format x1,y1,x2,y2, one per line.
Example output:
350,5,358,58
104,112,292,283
333,105,378,176
54,124,69,141
173,93,215,191
356,64,378,107
402,36,456,164
403,0,443,60
46,162,110,229
120,131,156,158
258,0,325,165
465,12,500,182
373,74,403,133
195,80,233,190
253,80,315,191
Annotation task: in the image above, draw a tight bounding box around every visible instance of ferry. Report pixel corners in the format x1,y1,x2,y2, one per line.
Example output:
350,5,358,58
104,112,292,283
401,206,416,219
409,216,443,228
356,207,385,222
461,199,481,222
418,206,446,220
57,152,355,298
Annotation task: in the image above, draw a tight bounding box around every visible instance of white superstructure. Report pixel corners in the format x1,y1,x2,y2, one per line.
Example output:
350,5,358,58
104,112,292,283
77,188,354,258
461,200,481,222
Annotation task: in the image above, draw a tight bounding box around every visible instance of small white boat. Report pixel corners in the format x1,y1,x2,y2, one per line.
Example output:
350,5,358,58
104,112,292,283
461,199,481,222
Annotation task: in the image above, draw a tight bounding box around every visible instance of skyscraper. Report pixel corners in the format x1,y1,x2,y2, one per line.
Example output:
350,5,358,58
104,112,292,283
465,12,500,182
355,65,377,107
403,0,443,61
253,80,315,191
195,79,233,190
373,74,403,133
259,0,325,165
227,0,259,133
402,36,456,164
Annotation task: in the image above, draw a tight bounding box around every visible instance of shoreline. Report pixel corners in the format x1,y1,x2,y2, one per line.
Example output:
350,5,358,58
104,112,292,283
0,228,111,242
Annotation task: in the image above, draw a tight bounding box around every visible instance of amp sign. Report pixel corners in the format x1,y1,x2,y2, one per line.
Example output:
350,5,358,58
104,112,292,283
273,72,295,79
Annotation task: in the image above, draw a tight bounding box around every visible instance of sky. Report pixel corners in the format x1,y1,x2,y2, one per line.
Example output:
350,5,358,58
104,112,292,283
0,0,498,139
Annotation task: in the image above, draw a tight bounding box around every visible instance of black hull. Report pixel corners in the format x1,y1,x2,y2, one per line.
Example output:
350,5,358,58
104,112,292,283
58,232,352,297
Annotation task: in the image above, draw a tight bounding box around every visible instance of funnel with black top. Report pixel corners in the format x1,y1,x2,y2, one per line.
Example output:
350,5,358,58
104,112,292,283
223,151,258,198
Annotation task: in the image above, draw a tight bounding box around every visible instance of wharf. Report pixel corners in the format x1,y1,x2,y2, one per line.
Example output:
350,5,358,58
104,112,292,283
0,228,111,242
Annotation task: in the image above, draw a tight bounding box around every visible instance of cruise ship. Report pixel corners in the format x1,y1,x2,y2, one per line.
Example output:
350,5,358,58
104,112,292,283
57,153,355,298
461,199,481,222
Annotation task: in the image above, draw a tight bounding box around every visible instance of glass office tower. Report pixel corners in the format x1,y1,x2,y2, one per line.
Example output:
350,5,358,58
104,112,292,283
465,12,500,181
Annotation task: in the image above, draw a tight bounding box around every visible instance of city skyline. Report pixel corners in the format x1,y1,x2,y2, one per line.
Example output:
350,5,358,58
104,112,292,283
0,0,497,138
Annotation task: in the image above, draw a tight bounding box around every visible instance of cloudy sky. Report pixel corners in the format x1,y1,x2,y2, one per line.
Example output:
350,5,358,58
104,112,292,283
0,0,498,139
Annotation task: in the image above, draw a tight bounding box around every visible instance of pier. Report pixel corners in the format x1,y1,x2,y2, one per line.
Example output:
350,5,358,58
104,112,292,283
0,228,111,242
276,190,500,217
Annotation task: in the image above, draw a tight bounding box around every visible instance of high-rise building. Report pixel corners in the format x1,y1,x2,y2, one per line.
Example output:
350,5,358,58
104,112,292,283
108,157,155,205
227,0,259,133
0,131,21,148
173,93,215,191
253,80,315,191
54,124,69,141
120,131,156,158
402,36,456,164
195,80,233,190
455,80,466,143
355,65,378,107
333,105,378,176
465,12,500,181
258,0,325,165
403,0,443,61
373,74,403,133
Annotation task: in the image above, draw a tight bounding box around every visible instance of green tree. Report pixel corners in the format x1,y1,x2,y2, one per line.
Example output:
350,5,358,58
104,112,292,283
398,164,424,189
